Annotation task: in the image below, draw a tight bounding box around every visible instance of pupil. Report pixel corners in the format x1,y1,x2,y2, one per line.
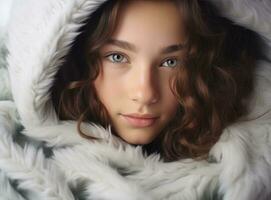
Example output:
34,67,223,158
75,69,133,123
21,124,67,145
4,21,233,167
169,60,174,65
115,55,121,60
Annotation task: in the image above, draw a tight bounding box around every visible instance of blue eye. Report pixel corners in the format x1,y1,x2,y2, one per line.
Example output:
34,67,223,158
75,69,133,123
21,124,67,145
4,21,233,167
161,58,178,68
106,53,128,63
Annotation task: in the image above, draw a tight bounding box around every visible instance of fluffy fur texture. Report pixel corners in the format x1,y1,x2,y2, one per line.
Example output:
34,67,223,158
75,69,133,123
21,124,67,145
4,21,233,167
0,0,12,101
0,0,271,199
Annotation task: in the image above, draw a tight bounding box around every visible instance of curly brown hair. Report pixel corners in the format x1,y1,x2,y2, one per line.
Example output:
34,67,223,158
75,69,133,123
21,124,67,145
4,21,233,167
51,0,265,161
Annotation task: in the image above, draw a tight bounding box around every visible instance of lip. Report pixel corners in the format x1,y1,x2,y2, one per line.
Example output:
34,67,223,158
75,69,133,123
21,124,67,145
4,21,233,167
121,113,159,128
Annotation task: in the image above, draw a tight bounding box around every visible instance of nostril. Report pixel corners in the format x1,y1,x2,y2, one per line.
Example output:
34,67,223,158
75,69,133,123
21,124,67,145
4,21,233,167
131,90,159,105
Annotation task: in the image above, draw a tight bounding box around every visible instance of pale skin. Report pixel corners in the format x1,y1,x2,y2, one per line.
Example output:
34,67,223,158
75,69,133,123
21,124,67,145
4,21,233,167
94,0,187,145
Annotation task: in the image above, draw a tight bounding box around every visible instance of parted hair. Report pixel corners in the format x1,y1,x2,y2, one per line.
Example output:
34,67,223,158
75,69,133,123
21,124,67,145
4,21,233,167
51,0,265,161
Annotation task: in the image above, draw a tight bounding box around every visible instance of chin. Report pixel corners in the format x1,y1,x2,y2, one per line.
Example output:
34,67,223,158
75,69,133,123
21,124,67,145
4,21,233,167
123,136,155,145
115,127,159,145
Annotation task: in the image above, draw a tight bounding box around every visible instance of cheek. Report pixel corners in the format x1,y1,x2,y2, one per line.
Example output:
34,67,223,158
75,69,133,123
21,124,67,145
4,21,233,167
93,70,124,109
165,92,179,115
162,78,179,115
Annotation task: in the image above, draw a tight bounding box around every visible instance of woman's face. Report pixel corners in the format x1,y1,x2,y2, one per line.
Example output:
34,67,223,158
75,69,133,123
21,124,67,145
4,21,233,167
94,0,187,145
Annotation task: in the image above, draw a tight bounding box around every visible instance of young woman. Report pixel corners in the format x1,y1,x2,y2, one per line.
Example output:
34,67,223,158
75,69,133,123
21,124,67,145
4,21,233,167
0,0,271,199
52,0,267,161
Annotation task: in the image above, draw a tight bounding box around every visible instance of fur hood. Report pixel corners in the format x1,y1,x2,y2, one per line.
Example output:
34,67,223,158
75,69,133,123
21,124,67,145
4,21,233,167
0,0,271,199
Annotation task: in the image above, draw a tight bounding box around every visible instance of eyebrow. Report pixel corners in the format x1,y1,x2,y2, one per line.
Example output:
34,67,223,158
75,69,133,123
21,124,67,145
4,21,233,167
106,39,186,54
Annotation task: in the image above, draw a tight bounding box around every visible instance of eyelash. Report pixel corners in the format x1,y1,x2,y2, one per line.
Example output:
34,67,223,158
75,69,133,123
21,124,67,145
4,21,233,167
104,52,180,68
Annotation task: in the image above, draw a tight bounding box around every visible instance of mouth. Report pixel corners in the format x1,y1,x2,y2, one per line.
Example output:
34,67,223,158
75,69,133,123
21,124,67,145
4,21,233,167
120,113,159,128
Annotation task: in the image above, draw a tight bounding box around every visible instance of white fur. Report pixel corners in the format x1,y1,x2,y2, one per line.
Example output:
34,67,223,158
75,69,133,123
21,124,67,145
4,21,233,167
209,0,271,58
0,102,75,200
0,0,13,101
1,0,271,199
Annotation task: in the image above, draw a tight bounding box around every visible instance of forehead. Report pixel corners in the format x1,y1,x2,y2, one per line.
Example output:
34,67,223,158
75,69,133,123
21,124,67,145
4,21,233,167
111,0,186,48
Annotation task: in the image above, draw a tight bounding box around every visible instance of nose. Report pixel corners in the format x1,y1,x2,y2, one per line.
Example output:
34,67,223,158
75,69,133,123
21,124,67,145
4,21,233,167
129,65,159,105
